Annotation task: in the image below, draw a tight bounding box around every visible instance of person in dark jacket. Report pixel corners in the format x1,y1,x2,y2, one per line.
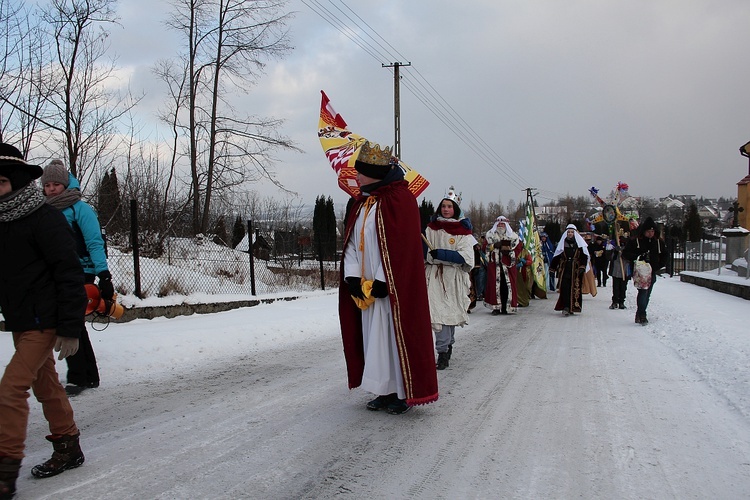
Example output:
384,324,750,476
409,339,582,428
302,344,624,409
0,143,88,499
590,235,608,287
622,217,668,324
42,159,113,395
607,234,631,309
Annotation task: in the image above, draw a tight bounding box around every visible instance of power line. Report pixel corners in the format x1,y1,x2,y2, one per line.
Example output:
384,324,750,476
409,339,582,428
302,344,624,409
301,0,537,193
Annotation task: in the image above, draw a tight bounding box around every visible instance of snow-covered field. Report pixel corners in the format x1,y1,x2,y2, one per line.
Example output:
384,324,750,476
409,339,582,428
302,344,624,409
2,273,750,498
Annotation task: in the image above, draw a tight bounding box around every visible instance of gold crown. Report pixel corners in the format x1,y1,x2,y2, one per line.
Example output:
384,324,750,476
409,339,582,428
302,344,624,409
357,141,392,166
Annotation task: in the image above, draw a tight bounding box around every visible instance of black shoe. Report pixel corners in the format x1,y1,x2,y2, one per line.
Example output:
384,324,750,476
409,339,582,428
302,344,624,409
64,385,86,396
366,394,396,411
609,302,617,309
386,399,411,415
491,310,500,316
436,352,449,370
562,308,570,317
619,303,626,309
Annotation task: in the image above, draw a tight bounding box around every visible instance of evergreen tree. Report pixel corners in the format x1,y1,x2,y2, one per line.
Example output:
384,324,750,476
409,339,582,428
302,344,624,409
97,168,123,233
324,197,336,259
313,195,337,260
419,198,435,231
683,203,703,242
232,215,246,249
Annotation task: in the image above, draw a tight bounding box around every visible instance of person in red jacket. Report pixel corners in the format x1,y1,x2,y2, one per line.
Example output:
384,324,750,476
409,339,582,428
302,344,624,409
0,143,88,499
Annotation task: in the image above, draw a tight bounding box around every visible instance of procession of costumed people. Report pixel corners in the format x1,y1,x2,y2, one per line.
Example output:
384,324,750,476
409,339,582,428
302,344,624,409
336,141,657,425
423,187,476,370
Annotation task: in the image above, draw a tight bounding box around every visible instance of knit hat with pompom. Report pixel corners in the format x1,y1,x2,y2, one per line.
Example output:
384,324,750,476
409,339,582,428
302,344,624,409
41,159,69,187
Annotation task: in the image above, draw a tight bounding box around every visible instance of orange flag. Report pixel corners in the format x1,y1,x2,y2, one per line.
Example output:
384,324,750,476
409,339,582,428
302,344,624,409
318,90,429,198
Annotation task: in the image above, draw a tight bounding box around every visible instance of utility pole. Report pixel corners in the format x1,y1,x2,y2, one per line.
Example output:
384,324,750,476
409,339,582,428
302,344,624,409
383,61,411,159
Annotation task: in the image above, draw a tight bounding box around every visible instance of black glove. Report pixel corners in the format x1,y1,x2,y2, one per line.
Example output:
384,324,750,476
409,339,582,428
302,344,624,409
371,280,388,298
577,267,585,277
345,277,365,299
429,249,439,260
98,270,114,300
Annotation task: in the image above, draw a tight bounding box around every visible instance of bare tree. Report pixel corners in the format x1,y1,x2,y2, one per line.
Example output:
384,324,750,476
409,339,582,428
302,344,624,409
162,0,300,235
41,0,139,184
0,0,139,188
0,0,51,152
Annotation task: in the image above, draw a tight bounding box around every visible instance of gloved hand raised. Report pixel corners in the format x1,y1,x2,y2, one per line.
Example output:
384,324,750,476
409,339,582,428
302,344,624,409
54,337,79,360
345,276,365,299
98,270,114,300
371,279,388,298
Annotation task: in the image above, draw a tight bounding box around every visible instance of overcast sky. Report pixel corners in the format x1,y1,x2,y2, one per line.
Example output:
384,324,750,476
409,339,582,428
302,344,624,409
107,0,750,212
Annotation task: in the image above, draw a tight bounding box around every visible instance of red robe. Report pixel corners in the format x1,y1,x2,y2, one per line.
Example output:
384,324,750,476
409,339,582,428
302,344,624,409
339,180,439,406
483,240,522,309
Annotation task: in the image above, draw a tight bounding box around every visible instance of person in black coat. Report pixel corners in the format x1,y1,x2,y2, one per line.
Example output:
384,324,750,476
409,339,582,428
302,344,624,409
622,217,668,325
0,143,88,499
590,235,608,287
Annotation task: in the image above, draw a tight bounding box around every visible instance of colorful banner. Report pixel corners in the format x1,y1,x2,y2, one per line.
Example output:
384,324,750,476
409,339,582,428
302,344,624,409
318,90,429,198
524,195,547,296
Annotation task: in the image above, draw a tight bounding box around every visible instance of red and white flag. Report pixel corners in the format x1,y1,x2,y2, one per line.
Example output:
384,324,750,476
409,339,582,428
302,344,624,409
318,90,428,198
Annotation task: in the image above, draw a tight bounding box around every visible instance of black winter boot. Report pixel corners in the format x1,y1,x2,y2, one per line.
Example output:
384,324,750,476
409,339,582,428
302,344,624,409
436,352,449,370
366,393,396,411
31,433,84,478
0,457,21,500
609,302,617,309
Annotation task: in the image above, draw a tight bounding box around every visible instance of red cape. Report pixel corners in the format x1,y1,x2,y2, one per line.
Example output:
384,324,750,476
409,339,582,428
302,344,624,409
427,218,473,236
339,180,439,406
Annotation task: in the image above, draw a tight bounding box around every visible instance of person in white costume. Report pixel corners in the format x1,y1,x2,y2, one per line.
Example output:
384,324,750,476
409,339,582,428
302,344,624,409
423,187,476,370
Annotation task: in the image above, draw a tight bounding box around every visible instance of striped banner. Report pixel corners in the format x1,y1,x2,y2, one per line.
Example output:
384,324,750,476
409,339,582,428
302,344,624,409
318,90,428,198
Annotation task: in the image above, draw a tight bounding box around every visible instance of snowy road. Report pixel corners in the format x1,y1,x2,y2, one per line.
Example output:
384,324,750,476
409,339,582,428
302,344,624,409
8,277,750,499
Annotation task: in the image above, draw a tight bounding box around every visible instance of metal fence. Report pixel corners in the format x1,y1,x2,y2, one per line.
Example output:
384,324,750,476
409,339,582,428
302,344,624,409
106,240,341,299
106,208,341,299
669,236,750,278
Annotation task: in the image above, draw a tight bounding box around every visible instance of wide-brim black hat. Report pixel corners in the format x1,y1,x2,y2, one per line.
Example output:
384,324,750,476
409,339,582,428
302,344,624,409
0,143,43,190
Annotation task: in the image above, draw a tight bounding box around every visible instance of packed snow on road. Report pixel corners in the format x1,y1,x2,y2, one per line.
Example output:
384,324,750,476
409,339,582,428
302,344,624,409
3,275,750,499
